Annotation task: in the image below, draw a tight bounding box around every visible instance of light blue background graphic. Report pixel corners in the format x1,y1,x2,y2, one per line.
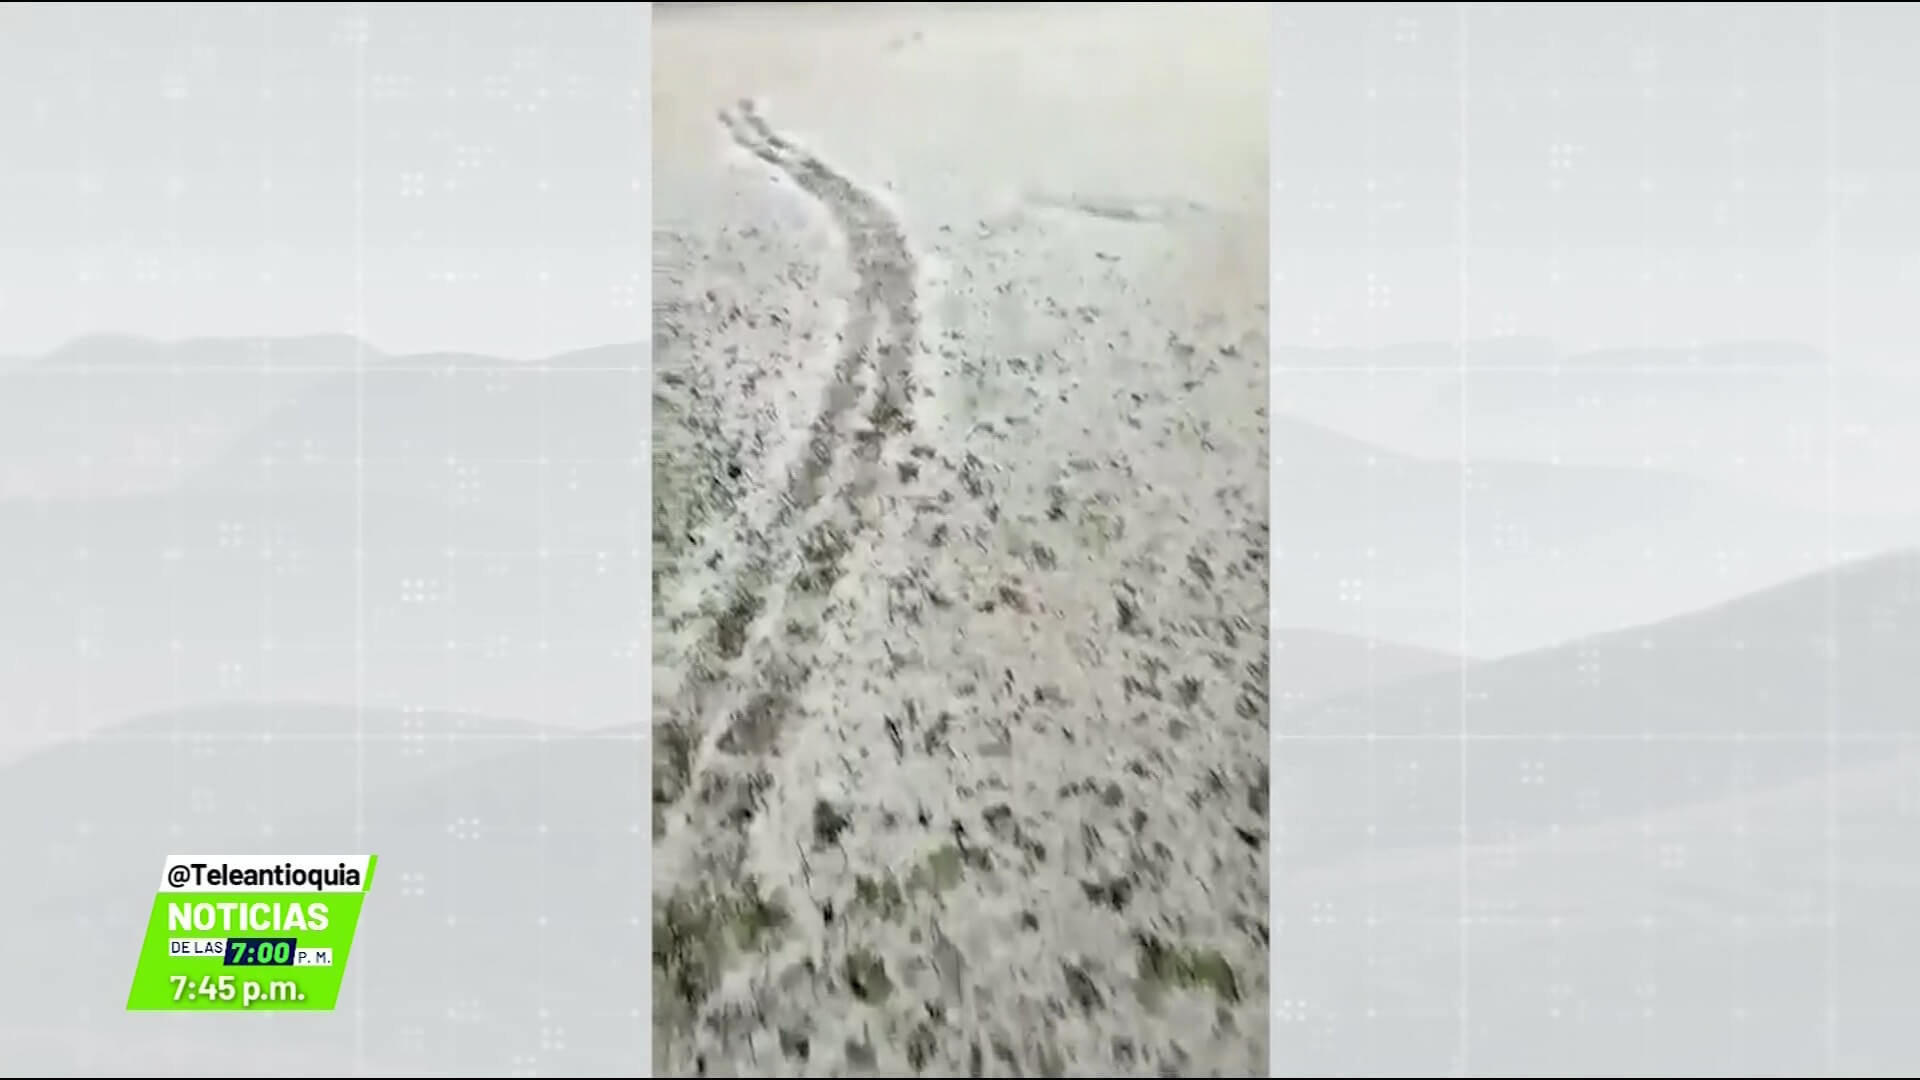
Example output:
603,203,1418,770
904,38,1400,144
0,4,651,1076
1272,4,1920,1077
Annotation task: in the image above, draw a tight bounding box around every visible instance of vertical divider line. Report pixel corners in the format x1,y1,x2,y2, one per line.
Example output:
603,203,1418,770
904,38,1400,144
1820,3,1839,1073
1455,4,1473,1075
637,2,657,1062
1264,6,1283,1073
350,6,369,1073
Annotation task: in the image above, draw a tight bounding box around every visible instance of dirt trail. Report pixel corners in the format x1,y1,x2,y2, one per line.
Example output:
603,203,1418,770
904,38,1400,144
653,99,933,1059
655,87,1269,1080
718,99,921,517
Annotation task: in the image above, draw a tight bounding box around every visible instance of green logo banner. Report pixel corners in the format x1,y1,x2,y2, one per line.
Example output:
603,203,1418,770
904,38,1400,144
125,855,378,1011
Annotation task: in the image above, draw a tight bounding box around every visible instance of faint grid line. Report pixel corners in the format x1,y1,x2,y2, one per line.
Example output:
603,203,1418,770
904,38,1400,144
72,1,96,900
1275,731,1920,746
1725,26,1760,1028
1634,11,1662,1042
1544,20,1571,1022
1821,3,1840,1072
1269,364,1832,374
19,365,649,373
535,3,556,1018
1360,4,1383,1042
162,13,190,1076
636,2,655,1057
147,456,649,465
58,642,648,655
1266,7,1283,1066
259,4,281,819
1279,916,1858,932
51,732,651,747
350,7,368,1072
1454,4,1474,1074
167,70,184,725
438,21,464,1071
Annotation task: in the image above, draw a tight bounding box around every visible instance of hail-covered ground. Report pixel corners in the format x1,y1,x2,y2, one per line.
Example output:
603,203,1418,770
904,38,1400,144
652,6,1270,1075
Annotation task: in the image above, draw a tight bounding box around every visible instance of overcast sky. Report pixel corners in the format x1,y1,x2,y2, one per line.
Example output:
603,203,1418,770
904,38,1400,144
1271,3,1920,363
0,3,649,360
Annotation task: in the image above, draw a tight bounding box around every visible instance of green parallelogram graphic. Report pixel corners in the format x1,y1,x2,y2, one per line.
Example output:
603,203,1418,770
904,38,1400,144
127,855,378,1011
